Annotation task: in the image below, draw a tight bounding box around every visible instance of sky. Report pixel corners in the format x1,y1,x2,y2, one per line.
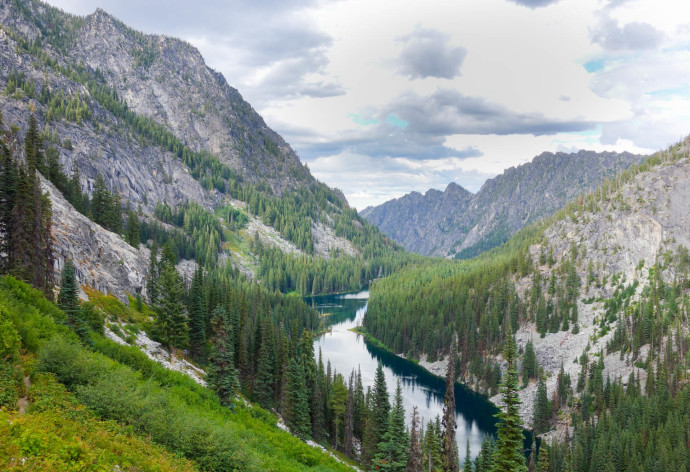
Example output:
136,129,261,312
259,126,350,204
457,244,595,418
46,0,690,210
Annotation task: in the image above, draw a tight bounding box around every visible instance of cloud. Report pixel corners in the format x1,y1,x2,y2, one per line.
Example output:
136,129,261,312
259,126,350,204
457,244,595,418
382,89,594,136
505,0,561,9
396,28,467,80
275,88,594,165
590,16,665,51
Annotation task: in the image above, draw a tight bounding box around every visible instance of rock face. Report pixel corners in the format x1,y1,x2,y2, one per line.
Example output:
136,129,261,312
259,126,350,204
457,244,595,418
0,1,312,197
44,176,149,301
503,145,690,426
361,150,646,257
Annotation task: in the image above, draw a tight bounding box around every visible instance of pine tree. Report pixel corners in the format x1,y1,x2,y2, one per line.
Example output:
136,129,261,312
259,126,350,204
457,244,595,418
285,357,311,439
442,343,460,472
491,333,527,472
207,306,239,407
125,208,140,248
423,416,443,472
406,406,422,472
362,362,390,468
536,445,549,472
24,114,43,172
0,141,16,272
155,258,187,352
372,380,409,471
57,259,86,340
522,340,538,386
533,376,550,435
187,266,206,362
344,371,356,458
253,324,274,409
463,439,473,472
91,174,109,228
147,241,159,304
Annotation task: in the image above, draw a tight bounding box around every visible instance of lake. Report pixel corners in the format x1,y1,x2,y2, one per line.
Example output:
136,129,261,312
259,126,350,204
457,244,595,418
308,289,498,461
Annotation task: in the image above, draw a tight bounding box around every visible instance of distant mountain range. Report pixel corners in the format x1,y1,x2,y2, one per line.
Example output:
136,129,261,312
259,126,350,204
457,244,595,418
360,150,646,258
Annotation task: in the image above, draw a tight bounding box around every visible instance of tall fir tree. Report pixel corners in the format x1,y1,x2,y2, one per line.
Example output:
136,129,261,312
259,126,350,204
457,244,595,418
491,333,527,472
285,357,311,439
522,340,538,386
187,266,206,362
253,324,274,409
207,306,239,407
344,371,356,458
147,240,159,304
155,257,187,353
362,362,390,468
57,259,86,340
532,376,550,435
406,406,423,472
463,439,473,472
125,208,140,248
0,140,16,272
372,380,409,472
442,342,460,472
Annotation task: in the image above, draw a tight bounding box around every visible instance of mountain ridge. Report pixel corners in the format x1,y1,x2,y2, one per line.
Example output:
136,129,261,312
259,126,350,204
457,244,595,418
361,149,646,258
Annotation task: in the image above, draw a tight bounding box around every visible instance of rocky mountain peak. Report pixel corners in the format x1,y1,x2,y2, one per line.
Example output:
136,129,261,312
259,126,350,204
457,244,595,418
362,150,646,257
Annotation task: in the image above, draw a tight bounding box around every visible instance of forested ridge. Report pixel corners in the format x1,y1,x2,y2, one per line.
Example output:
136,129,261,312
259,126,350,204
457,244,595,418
364,138,690,471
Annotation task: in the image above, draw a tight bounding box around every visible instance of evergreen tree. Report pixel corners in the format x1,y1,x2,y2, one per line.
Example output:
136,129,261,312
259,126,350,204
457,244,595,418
207,306,239,407
442,343,460,472
125,208,140,248
536,445,549,472
57,259,86,340
406,406,422,472
491,333,527,472
532,376,550,435
253,324,274,409
155,257,187,352
362,362,390,468
344,371,356,458
187,266,206,362
24,114,43,172
285,357,311,439
0,141,16,272
91,174,109,227
147,241,159,304
522,340,538,386
463,439,473,472
372,380,409,472
423,416,443,472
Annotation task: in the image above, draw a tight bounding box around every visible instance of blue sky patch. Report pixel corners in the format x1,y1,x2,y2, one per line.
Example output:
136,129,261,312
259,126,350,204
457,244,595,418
385,113,409,129
349,113,378,126
583,59,605,73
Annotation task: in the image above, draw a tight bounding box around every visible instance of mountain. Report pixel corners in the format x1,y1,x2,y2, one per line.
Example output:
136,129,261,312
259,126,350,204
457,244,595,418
365,137,690,431
361,150,646,258
0,0,403,298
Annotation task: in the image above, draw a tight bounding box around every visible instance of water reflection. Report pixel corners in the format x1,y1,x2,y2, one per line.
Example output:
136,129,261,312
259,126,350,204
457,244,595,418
309,290,497,460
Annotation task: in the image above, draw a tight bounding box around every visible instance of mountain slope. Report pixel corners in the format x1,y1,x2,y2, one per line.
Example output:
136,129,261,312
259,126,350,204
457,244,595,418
364,137,690,428
361,150,645,257
0,0,405,298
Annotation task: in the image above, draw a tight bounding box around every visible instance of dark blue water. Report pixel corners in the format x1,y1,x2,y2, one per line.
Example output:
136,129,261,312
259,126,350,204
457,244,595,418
308,290,497,460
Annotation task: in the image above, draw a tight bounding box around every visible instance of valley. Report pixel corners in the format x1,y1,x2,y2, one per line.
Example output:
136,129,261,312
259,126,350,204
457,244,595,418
0,1,688,472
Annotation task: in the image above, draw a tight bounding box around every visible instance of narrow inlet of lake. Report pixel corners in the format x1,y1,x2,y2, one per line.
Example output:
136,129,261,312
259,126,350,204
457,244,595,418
308,289,498,460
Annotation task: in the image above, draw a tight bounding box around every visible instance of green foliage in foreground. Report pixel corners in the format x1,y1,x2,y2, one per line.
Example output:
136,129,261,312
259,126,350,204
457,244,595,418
0,276,353,471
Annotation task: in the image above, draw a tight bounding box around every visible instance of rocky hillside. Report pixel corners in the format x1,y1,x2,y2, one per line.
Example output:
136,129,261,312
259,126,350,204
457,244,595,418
0,0,387,299
415,139,690,427
361,150,645,258
1,0,312,196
